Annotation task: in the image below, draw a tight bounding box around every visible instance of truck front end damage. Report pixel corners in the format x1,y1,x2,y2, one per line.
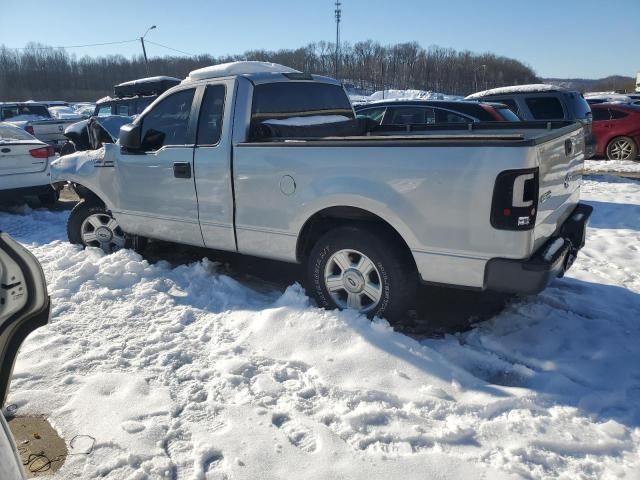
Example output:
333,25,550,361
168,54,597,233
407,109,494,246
50,143,118,208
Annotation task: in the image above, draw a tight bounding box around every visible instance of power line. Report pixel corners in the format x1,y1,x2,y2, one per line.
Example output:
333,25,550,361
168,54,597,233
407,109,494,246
5,39,139,50
145,40,196,57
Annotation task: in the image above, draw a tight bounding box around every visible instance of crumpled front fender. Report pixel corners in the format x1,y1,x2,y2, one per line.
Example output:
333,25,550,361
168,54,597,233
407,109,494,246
50,144,119,209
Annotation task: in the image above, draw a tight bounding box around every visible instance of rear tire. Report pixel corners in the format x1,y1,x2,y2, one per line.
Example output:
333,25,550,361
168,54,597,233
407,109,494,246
307,226,417,320
606,136,638,161
68,200,147,253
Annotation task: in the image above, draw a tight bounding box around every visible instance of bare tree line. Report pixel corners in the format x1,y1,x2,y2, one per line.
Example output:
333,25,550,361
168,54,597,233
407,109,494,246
0,41,539,101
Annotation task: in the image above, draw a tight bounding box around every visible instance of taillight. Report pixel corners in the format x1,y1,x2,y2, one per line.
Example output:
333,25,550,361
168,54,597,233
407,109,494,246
24,125,35,136
491,168,539,230
29,146,55,158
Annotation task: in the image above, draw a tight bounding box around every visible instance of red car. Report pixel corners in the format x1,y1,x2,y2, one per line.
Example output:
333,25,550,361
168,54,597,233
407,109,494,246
591,103,640,160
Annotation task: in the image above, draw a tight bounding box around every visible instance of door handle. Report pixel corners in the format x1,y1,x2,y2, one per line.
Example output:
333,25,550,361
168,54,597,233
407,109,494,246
0,148,10,153
173,162,191,179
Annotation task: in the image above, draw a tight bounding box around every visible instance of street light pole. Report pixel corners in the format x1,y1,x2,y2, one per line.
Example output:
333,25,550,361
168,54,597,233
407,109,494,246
140,25,156,74
334,1,341,80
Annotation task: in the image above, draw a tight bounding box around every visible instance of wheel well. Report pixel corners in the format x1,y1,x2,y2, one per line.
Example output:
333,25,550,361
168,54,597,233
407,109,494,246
296,206,416,266
71,183,105,207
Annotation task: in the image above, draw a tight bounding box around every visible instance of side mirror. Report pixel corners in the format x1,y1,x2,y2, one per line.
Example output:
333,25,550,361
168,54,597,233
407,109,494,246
119,123,141,150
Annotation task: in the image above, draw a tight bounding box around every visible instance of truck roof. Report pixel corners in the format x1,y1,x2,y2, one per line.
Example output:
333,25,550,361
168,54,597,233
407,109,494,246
185,61,299,82
181,61,340,87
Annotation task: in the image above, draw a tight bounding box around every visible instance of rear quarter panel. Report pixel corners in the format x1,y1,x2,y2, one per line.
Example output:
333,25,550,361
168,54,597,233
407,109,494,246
233,143,540,288
533,127,584,251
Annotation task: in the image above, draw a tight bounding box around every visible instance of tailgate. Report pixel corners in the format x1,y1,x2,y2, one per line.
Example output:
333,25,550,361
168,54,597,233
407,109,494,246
30,120,67,143
533,125,584,250
0,141,48,175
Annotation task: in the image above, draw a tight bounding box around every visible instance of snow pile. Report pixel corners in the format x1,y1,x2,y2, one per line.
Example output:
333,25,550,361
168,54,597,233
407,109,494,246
584,159,640,174
71,103,95,117
352,89,463,104
2,176,640,479
114,76,181,87
263,115,351,126
466,84,563,99
584,92,634,103
48,106,85,120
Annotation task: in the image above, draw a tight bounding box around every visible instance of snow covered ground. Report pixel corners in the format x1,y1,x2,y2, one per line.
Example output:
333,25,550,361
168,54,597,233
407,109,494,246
584,159,640,175
2,175,640,479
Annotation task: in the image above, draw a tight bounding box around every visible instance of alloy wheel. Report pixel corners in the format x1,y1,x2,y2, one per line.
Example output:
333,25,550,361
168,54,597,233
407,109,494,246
80,213,126,253
324,249,383,313
608,138,634,160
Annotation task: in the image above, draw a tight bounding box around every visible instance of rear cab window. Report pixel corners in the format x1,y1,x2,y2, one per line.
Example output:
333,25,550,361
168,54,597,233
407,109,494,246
251,82,354,126
525,97,564,120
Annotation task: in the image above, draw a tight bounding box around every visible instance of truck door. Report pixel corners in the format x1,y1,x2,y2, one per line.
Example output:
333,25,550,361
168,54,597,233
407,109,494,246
0,233,51,480
113,88,204,246
192,82,236,251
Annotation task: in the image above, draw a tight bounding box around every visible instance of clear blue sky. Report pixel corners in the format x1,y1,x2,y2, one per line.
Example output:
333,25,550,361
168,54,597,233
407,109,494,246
2,0,638,79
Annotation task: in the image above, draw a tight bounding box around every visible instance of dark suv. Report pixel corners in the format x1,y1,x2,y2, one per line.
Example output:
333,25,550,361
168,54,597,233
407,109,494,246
94,76,181,117
466,85,595,158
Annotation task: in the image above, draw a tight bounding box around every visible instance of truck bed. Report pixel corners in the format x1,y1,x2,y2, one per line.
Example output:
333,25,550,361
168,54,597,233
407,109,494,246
242,121,582,147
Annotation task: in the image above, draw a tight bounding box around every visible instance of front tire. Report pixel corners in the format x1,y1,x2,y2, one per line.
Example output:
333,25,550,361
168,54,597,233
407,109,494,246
307,226,417,320
67,200,146,253
606,136,638,161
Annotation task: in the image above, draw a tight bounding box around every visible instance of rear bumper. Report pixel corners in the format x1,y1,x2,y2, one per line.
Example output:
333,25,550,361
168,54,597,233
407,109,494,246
485,203,593,294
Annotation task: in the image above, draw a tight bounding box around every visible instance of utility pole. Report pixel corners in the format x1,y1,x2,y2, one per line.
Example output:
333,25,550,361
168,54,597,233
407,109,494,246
334,1,341,80
140,25,156,75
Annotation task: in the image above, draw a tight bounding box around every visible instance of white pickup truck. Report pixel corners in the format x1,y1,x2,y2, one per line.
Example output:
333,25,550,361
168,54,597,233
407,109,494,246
52,62,592,319
0,103,82,151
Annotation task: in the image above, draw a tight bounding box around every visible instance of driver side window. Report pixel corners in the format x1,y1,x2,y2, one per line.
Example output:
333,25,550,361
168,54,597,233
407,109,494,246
140,89,195,151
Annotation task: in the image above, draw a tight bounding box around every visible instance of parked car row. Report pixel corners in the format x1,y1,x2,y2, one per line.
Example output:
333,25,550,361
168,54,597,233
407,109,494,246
355,99,521,125
3,71,639,210
0,102,85,151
